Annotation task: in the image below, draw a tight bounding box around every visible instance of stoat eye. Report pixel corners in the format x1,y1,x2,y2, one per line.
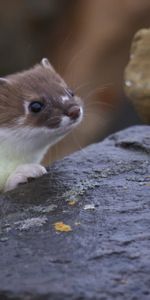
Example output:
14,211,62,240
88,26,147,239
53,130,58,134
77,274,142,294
29,101,44,113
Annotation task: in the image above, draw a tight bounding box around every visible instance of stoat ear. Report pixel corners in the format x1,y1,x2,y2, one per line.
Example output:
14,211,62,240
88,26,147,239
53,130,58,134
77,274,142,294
0,77,10,85
41,58,55,72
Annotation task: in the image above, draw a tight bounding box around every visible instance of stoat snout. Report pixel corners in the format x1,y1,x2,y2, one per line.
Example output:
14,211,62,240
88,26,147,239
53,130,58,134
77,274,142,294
66,106,81,120
0,58,83,191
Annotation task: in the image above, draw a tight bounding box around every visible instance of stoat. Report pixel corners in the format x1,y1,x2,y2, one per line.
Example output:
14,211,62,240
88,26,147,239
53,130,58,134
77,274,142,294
0,58,83,192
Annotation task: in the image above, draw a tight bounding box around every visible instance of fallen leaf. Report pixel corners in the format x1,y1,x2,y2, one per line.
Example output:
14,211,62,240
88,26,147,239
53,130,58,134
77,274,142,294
68,200,76,205
54,222,72,232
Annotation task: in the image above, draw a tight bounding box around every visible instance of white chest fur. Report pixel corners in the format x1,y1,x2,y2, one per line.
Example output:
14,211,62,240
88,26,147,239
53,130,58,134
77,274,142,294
0,126,64,189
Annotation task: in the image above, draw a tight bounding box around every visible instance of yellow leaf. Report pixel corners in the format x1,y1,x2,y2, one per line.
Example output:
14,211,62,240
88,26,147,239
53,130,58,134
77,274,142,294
68,200,76,205
54,222,72,232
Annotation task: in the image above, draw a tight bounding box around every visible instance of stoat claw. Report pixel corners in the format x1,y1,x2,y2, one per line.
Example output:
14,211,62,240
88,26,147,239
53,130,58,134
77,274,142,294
4,164,47,192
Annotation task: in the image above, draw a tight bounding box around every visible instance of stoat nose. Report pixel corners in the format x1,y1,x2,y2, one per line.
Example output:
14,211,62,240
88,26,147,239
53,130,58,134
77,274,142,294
66,106,81,120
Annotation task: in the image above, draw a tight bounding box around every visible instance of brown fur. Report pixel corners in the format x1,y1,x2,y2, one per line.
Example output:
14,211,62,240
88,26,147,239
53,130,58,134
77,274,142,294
0,63,81,128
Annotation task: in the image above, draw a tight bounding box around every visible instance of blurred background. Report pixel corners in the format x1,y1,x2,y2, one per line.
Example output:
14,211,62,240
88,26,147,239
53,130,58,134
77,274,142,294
0,0,150,163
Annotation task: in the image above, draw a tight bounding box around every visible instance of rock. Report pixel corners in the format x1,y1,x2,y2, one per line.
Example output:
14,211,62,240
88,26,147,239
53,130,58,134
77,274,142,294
0,125,150,300
124,29,150,123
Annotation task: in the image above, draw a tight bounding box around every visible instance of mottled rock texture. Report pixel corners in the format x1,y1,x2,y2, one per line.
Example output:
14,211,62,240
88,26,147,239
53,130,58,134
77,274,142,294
0,125,150,300
124,29,150,123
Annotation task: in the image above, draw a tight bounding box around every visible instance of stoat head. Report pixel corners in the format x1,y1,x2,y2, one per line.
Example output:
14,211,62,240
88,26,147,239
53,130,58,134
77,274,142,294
0,58,83,135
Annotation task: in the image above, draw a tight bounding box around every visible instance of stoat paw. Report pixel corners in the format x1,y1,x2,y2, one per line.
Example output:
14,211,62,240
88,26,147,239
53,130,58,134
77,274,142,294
4,164,47,192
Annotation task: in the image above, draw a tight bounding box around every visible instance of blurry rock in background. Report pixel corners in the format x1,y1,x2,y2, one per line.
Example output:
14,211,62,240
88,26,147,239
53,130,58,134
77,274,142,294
0,0,150,162
124,29,150,124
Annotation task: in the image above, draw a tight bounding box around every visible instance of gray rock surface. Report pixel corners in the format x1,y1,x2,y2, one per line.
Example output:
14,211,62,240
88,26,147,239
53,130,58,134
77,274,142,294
0,125,150,300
